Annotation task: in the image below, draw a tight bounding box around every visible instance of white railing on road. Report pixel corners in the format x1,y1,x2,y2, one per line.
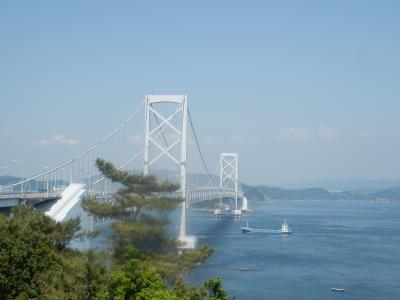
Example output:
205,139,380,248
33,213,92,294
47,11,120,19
0,192,62,200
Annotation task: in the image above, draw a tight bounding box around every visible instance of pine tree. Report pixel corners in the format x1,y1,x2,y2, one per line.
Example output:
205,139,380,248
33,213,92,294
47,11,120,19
82,159,212,277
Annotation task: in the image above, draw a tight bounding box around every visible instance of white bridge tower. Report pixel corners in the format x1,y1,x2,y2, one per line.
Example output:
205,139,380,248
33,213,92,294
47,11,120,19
144,95,197,248
220,153,242,217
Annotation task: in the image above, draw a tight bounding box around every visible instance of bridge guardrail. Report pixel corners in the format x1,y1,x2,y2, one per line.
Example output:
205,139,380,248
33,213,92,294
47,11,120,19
0,192,62,200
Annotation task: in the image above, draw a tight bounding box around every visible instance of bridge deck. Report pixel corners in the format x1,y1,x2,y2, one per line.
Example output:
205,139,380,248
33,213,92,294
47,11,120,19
0,192,62,207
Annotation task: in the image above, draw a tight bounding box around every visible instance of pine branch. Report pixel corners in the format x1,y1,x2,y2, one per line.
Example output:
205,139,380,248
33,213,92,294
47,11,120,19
96,159,180,195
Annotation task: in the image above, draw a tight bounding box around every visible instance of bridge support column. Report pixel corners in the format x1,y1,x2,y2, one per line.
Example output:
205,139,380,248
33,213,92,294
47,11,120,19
143,95,196,249
220,153,241,218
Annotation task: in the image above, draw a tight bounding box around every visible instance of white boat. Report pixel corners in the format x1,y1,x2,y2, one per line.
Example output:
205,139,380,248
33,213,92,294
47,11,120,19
280,219,292,234
240,221,252,233
331,288,345,292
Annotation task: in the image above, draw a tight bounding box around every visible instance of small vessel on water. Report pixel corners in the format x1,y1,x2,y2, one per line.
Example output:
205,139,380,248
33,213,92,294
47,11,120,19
331,288,345,292
240,221,252,233
280,218,292,234
241,219,293,234
214,203,241,218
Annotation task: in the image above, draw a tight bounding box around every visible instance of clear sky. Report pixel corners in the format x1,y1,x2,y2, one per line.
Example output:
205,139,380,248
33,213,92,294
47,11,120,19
1,1,400,185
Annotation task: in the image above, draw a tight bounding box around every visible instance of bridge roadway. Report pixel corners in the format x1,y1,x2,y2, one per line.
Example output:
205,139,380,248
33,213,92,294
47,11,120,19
0,192,61,208
0,187,242,210
187,187,244,205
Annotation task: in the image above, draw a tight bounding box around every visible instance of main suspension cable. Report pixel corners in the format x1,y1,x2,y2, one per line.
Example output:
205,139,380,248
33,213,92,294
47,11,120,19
188,108,210,176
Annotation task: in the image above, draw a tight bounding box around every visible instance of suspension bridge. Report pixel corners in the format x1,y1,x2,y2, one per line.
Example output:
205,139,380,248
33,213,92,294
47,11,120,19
0,95,247,248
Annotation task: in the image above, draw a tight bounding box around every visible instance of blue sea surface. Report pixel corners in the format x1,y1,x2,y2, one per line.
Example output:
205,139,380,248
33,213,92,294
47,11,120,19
186,200,400,300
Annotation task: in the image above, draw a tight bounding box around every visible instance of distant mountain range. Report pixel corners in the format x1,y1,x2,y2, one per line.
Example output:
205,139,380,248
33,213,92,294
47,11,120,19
0,175,20,186
2,175,400,201
242,184,400,201
279,178,400,191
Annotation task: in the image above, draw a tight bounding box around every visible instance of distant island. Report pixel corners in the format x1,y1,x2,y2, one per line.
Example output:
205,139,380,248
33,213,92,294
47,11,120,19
242,184,400,202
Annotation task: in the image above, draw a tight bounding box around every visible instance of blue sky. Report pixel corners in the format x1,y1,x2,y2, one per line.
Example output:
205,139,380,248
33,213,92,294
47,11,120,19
1,1,400,185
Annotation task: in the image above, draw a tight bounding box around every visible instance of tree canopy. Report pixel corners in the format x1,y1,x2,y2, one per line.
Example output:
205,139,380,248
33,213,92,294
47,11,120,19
0,158,231,299
82,159,213,277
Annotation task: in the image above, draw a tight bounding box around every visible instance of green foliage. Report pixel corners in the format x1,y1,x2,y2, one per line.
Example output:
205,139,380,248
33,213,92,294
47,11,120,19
82,250,107,299
150,245,214,278
82,159,182,255
204,278,229,300
48,249,106,299
173,277,207,300
54,217,81,251
136,289,179,300
0,206,80,299
0,158,232,299
172,276,231,300
95,159,180,196
82,159,214,277
100,259,168,299
0,224,59,299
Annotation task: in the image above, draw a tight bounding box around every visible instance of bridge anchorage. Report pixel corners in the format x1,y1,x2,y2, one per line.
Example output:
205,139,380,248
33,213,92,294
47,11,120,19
0,94,247,249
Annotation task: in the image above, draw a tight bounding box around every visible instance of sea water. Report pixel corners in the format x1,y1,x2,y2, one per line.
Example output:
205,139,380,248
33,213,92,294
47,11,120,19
186,200,400,300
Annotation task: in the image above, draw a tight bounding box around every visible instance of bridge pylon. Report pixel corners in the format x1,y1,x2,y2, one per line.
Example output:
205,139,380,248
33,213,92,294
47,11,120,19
220,153,241,217
143,95,196,249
